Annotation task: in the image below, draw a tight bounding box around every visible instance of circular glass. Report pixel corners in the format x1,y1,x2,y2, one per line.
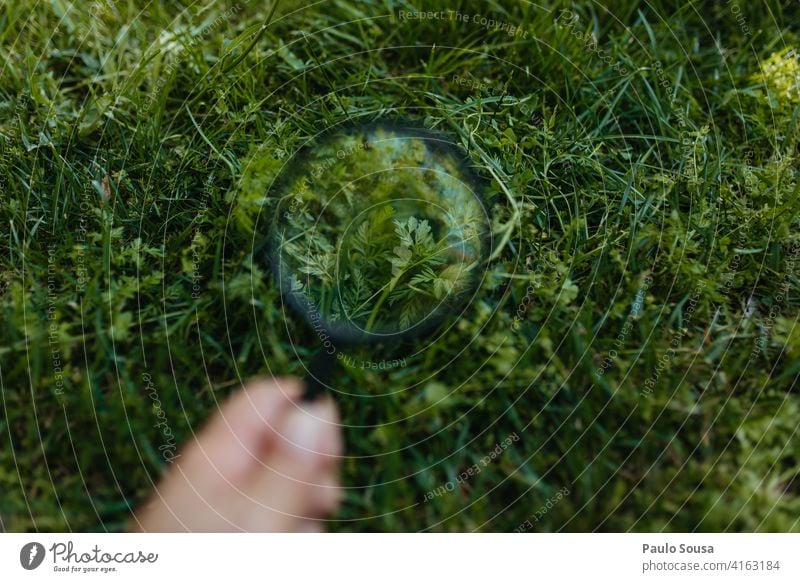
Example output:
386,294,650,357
270,122,491,344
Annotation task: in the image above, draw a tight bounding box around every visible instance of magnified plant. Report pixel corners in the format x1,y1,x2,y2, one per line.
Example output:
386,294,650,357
268,122,491,395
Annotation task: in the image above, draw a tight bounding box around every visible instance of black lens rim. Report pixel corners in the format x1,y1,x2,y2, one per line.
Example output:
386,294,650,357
267,118,493,349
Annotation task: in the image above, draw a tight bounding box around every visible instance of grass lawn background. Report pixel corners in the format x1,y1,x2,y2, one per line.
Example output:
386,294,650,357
1,0,799,532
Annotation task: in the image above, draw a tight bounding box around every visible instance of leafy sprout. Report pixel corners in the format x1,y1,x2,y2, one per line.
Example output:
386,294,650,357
274,126,488,336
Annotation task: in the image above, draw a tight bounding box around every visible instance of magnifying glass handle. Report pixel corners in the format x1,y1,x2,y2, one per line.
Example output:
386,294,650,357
303,349,337,400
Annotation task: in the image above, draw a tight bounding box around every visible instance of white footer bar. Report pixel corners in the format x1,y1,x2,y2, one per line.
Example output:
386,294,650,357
1,533,797,581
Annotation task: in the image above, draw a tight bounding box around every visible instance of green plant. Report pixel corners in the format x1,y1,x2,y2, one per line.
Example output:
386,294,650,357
273,126,488,334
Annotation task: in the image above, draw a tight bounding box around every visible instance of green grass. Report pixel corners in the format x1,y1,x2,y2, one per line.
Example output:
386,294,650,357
1,0,800,532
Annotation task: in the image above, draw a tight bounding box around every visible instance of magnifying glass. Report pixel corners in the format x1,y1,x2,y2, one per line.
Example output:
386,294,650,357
268,122,491,399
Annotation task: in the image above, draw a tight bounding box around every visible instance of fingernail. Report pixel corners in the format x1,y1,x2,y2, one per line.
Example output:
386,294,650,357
283,403,329,455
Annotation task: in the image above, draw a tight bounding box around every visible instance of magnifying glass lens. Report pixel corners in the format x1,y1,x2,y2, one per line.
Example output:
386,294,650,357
271,124,490,345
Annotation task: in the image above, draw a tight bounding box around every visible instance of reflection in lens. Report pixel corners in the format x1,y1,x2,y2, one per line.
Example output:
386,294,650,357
272,124,489,340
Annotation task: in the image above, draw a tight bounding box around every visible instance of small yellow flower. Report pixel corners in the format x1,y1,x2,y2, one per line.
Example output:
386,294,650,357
755,49,800,106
